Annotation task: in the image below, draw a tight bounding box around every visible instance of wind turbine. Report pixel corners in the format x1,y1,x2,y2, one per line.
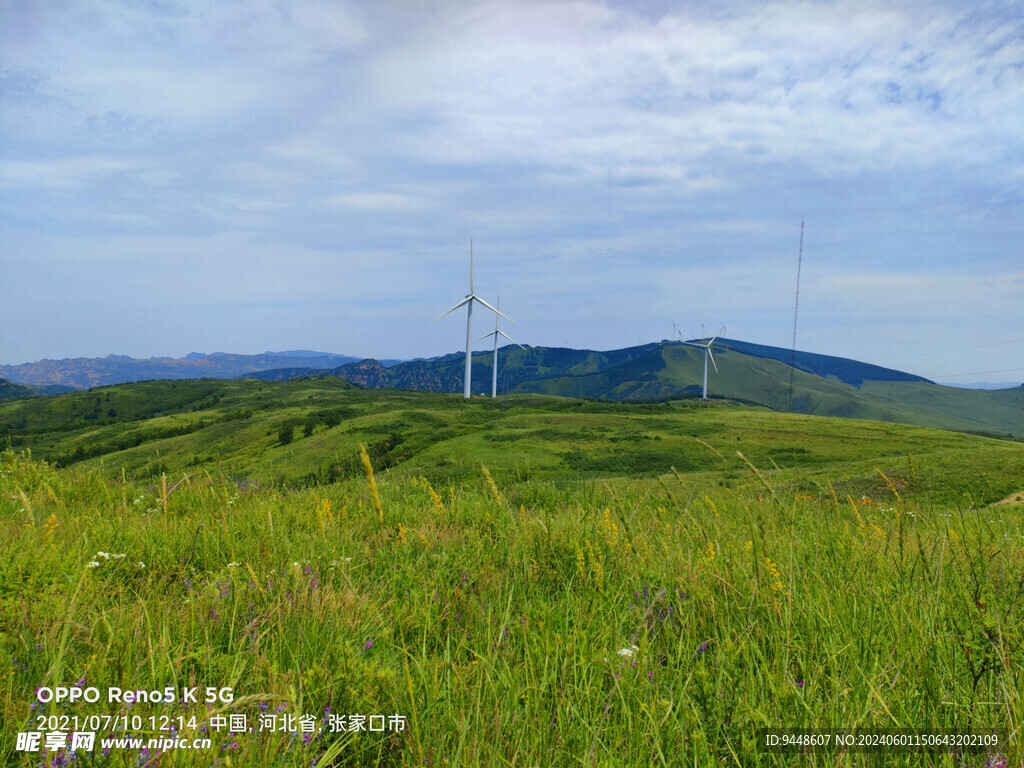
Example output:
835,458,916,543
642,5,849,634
433,241,512,399
683,326,724,399
475,297,525,398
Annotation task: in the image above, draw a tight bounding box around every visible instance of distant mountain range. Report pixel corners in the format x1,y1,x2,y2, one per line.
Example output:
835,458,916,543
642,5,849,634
0,351,401,390
3,340,1022,437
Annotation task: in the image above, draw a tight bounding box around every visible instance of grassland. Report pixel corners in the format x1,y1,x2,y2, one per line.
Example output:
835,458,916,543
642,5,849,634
1,383,1023,766
2,378,1024,506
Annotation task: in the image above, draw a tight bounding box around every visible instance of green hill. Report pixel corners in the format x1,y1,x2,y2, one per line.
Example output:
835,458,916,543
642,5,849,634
0,378,35,401
514,343,1024,437
2,378,1023,507
244,339,1024,438
0,378,68,401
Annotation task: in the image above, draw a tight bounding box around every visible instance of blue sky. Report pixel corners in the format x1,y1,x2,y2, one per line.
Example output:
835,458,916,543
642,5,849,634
1,0,1022,384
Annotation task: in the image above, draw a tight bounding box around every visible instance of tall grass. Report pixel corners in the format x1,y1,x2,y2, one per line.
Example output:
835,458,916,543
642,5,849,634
1,448,1020,766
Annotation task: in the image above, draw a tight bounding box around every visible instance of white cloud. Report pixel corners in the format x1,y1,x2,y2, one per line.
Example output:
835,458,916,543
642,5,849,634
369,0,1023,183
0,157,134,188
330,192,429,211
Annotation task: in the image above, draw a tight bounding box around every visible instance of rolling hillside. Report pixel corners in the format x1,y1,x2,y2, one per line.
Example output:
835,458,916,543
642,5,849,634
248,340,1024,438
0,378,74,402
514,343,1024,437
2,378,1023,508
0,379,35,402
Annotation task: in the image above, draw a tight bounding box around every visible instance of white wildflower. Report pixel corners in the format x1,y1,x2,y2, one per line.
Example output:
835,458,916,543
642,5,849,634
227,562,240,568
87,561,101,568
112,553,126,559
136,562,146,568
617,645,639,658
96,551,110,559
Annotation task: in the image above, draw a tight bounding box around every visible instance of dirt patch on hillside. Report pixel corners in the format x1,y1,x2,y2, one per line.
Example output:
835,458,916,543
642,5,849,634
993,491,1024,507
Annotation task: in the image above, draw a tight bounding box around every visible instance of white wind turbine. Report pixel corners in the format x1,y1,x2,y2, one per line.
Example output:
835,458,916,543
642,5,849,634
433,241,512,399
683,325,725,399
475,297,525,398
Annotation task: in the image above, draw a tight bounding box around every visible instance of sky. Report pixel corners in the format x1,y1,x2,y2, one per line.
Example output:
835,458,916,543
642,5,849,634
1,0,1022,386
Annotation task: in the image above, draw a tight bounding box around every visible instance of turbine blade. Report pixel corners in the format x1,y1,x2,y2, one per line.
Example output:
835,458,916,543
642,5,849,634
470,239,474,295
433,296,471,322
473,331,497,343
497,329,524,347
473,296,516,324
707,347,718,372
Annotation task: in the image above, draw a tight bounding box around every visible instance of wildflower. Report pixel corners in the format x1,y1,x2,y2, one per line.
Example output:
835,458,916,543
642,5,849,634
428,484,445,513
87,561,101,568
693,641,710,661
363,640,374,651
701,541,716,566
617,645,638,658
764,557,785,593
96,551,110,559
136,561,145,568
112,553,126,559
227,562,240,568
481,464,502,505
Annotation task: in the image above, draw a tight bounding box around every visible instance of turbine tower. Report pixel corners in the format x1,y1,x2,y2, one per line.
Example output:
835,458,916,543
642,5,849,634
475,297,525,398
433,241,511,399
683,326,724,399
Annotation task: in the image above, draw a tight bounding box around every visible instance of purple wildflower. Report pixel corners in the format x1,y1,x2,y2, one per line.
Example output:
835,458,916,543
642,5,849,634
693,640,710,661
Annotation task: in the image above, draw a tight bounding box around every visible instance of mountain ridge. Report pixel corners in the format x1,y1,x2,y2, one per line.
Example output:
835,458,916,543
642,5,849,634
0,351,368,389
237,339,1023,437
4,341,1021,437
